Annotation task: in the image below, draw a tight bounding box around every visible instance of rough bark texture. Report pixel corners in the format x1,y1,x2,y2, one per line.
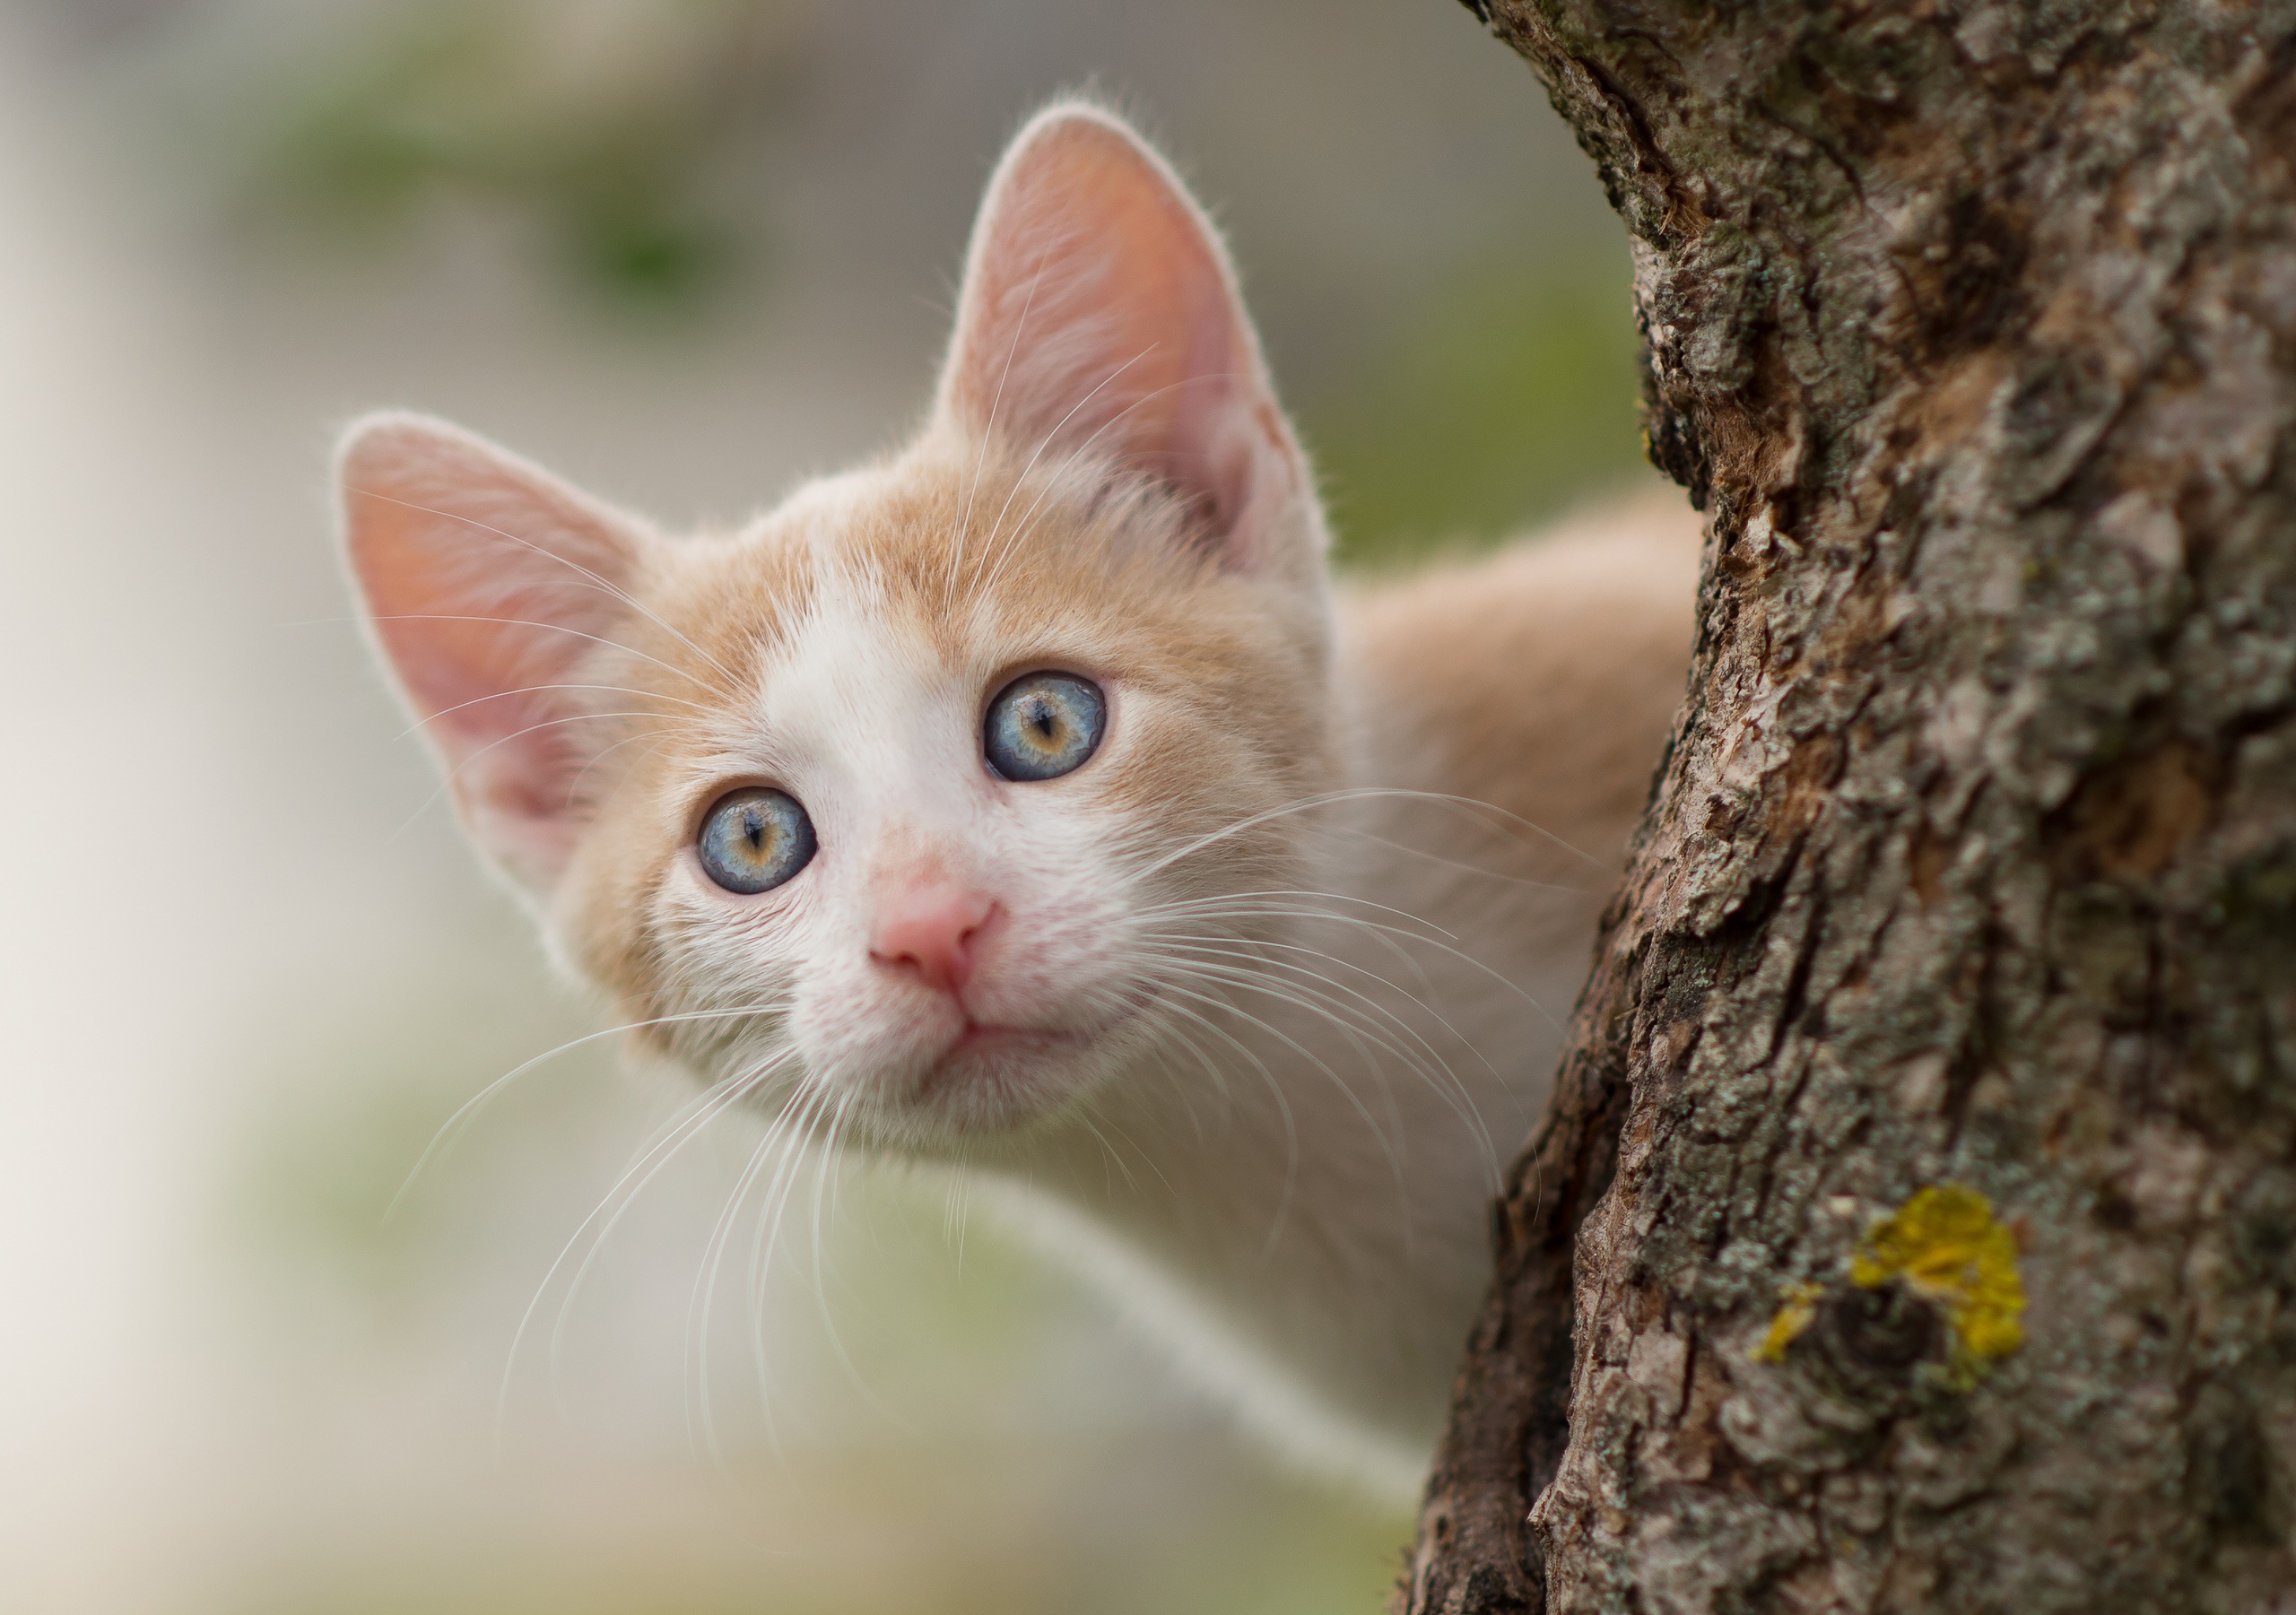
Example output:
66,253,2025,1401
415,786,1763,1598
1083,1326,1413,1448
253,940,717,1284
1405,2,2296,1611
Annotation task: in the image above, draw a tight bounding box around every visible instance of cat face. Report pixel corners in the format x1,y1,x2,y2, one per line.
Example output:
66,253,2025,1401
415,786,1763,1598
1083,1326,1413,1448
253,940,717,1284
340,103,1335,1149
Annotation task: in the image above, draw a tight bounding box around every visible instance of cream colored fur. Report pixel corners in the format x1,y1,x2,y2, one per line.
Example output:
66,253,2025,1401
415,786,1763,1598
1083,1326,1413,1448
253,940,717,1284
336,100,1698,1502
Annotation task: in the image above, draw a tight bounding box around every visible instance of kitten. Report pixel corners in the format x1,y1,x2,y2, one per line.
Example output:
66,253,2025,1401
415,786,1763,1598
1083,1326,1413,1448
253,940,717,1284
337,100,1696,1500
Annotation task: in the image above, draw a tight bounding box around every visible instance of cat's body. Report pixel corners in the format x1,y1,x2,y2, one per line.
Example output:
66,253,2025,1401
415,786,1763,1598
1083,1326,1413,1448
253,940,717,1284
339,101,1695,1501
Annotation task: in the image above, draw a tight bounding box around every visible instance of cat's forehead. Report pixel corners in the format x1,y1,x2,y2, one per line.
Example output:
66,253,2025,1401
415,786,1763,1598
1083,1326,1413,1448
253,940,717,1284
651,446,1203,696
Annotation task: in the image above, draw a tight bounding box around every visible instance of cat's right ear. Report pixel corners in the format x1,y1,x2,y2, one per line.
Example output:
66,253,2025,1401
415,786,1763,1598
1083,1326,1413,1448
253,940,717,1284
934,102,1321,578
336,412,648,895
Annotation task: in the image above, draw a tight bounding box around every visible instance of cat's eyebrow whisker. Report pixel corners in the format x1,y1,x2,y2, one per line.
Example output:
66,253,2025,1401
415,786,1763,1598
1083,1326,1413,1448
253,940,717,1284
974,440,1176,594
970,368,1235,603
396,681,713,742
387,1001,791,1224
346,488,748,702
563,729,676,811
962,342,1163,595
944,256,1051,612
387,708,675,847
364,612,733,704
973,369,1257,600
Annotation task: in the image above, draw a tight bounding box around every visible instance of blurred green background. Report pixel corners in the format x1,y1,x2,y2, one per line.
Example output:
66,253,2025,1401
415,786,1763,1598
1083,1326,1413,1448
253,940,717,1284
0,2,1653,1611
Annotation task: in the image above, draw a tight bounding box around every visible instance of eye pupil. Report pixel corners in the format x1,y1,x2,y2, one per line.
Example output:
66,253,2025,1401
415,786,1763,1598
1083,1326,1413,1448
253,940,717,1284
699,787,815,894
986,672,1105,782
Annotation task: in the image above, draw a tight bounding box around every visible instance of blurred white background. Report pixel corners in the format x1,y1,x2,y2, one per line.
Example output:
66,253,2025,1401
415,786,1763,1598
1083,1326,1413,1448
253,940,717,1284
0,3,1645,1610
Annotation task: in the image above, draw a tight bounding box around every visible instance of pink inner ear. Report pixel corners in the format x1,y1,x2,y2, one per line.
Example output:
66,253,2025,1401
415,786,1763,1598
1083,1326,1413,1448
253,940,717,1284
340,416,641,887
942,109,1302,565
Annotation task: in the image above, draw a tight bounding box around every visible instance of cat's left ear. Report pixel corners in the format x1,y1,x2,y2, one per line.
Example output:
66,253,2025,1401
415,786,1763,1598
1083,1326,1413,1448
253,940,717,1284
935,101,1322,576
336,412,650,896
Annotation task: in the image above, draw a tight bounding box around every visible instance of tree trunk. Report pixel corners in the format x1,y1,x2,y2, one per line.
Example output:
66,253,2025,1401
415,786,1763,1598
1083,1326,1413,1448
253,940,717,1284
1403,3,2296,1611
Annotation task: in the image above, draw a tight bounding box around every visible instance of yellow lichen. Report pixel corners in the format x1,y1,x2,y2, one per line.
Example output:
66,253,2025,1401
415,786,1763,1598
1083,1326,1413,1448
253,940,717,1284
1754,1281,1827,1362
1849,1182,2027,1386
1751,1184,2028,1387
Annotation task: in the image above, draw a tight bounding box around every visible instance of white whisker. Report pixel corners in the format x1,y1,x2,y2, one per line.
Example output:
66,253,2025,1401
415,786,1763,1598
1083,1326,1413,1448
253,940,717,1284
689,1076,812,1466
1133,786,1605,883
398,682,713,742
387,1001,789,1224
386,706,677,844
964,343,1164,596
362,610,734,703
944,258,1050,609
1137,939,1501,1188
1144,971,1411,1229
494,1045,795,1451
345,488,748,700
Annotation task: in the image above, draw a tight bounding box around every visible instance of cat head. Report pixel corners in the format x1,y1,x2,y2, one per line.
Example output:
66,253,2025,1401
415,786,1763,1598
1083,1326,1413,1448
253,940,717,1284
339,102,1335,1149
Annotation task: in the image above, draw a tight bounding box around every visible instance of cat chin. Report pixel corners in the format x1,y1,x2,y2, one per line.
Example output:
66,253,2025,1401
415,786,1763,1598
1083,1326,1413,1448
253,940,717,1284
898,1040,1094,1136
832,1007,1153,1148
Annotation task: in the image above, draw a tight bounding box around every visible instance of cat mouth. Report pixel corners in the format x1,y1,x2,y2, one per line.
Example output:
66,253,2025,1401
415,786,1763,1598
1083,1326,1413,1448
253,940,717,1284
925,1019,1083,1083
951,1020,1070,1055
905,1005,1138,1115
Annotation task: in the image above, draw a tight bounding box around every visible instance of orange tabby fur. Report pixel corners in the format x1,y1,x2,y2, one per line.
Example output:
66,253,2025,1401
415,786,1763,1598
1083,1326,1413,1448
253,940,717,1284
338,100,1697,1498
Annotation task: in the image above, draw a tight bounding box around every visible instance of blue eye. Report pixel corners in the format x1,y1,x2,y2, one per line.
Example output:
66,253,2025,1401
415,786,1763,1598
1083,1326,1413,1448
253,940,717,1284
985,672,1106,781
697,787,816,894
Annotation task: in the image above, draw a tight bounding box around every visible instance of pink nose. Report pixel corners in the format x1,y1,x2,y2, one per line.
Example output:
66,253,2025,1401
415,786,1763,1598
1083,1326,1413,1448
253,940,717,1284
869,883,998,994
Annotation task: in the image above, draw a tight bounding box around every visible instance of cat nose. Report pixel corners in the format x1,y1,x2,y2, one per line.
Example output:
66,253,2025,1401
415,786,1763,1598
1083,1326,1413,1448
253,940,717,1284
869,883,999,994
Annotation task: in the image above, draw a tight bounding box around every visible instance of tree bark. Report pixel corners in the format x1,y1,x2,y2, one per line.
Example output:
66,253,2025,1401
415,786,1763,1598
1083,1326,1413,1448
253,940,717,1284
1404,3,2296,1611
